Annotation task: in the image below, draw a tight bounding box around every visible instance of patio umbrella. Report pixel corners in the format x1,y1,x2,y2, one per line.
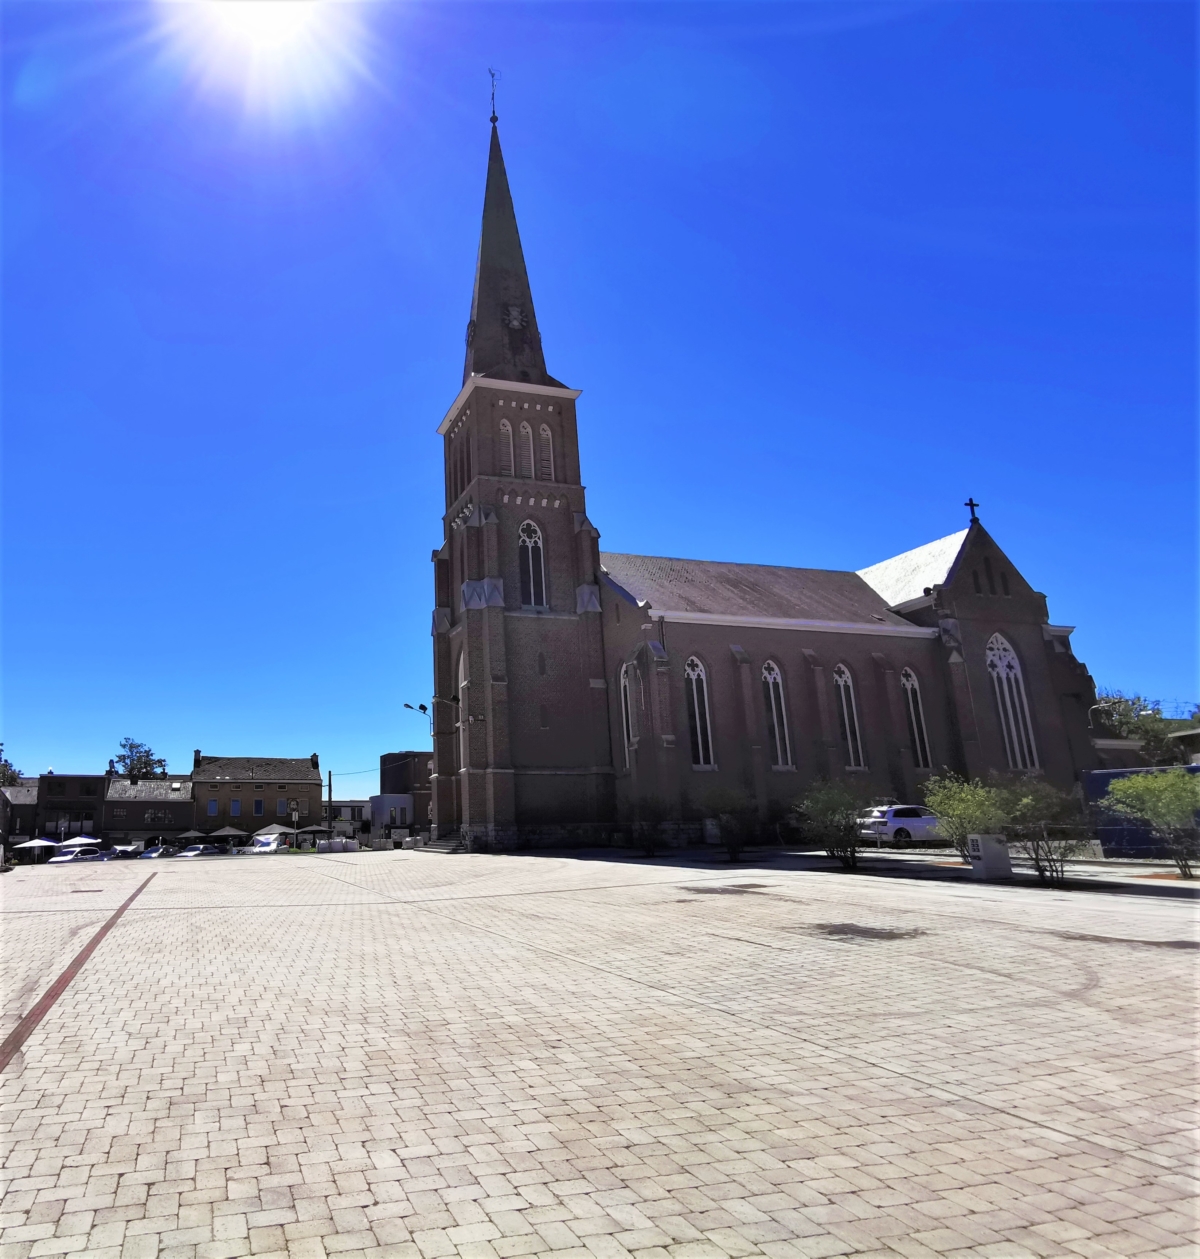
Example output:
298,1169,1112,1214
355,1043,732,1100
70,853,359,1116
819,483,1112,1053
177,830,205,841
14,838,59,864
253,823,295,837
297,825,329,834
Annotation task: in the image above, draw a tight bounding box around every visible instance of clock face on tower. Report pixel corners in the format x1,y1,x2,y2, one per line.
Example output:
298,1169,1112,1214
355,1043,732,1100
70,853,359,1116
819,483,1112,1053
503,305,528,330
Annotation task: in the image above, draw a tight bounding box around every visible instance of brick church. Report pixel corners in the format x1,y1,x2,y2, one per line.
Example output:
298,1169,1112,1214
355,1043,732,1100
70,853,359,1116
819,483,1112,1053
429,121,1102,847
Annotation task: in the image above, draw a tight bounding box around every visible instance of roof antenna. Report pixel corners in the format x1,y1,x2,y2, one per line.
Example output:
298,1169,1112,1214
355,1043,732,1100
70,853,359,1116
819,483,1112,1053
488,67,500,124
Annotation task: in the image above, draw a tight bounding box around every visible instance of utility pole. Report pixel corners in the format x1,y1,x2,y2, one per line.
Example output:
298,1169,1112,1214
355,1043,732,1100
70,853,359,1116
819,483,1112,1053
327,770,333,851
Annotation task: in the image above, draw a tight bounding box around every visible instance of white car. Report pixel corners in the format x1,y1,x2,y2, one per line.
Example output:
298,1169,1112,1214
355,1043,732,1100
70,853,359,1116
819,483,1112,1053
47,846,101,864
250,839,287,854
858,806,940,844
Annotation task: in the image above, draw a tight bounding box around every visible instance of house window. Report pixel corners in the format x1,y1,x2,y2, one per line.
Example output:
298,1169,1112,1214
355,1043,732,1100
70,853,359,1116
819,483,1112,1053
457,650,469,770
499,419,514,476
277,798,287,815
47,781,65,797
230,799,241,817
112,807,127,820
300,798,309,816
518,520,546,607
684,657,715,767
619,663,634,768
207,799,218,816
518,421,535,479
389,807,397,825
399,806,407,825
254,798,264,816
833,664,866,768
986,633,1039,770
538,424,554,480
900,668,932,769
762,660,791,767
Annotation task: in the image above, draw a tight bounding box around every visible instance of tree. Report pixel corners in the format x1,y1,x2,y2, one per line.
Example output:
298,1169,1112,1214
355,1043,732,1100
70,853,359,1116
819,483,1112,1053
114,738,167,778
793,781,868,869
1091,692,1188,766
705,788,759,862
633,796,671,858
922,773,1006,862
994,775,1089,887
1103,768,1200,878
0,744,22,787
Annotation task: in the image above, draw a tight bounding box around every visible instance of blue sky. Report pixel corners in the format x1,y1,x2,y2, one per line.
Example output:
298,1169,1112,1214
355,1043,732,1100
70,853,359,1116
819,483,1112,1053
3,0,1195,792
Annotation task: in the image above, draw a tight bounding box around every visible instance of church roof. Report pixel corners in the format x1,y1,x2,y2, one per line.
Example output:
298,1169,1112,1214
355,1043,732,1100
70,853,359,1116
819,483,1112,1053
462,123,564,389
855,529,969,609
599,553,914,627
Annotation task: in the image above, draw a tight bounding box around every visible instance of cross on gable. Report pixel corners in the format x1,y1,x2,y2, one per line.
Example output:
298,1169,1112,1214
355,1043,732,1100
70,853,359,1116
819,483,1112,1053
964,497,980,521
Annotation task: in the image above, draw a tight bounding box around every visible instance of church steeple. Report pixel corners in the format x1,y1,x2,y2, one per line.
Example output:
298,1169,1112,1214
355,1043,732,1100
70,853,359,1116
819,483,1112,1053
462,122,562,387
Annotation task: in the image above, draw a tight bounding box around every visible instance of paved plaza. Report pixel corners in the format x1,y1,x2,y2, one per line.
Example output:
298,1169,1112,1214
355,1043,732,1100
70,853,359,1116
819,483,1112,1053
1,851,1196,1259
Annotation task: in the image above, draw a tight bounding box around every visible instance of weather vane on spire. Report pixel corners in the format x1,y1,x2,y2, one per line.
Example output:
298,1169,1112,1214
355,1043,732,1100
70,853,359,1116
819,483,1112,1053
488,67,500,124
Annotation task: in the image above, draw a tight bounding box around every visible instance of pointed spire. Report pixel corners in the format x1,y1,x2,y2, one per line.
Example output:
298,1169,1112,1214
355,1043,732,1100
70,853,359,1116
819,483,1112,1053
462,122,562,387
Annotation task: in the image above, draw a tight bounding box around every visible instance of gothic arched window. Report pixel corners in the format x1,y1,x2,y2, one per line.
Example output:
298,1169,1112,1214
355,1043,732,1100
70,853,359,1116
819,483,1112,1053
986,633,1039,770
762,661,791,767
833,664,865,768
456,651,468,770
498,420,514,477
900,667,932,769
619,663,634,768
538,424,554,481
684,657,715,767
518,421,535,479
518,520,546,608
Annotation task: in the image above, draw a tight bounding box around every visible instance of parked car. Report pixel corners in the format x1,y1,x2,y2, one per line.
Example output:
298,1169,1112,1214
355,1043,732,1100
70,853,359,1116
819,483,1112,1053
139,846,178,859
858,805,941,844
47,846,101,865
250,838,287,854
109,845,143,859
177,844,222,859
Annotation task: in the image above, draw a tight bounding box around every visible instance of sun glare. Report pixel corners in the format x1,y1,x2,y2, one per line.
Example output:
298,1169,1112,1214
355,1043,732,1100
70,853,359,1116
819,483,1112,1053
157,0,371,121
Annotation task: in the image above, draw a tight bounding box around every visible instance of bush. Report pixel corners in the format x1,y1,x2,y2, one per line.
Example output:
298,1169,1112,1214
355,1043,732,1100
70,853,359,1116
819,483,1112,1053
793,781,869,869
704,789,759,862
1103,769,1200,878
633,796,671,858
922,773,1007,861
994,776,1089,887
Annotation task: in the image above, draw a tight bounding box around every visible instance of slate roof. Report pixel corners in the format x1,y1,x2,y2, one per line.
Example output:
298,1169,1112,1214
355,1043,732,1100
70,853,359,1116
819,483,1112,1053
193,757,322,784
2,785,37,806
856,529,969,609
106,778,194,802
598,553,913,626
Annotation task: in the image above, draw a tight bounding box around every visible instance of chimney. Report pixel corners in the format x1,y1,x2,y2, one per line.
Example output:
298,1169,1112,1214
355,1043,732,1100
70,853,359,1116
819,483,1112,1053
310,753,320,769
107,760,115,776
193,749,202,769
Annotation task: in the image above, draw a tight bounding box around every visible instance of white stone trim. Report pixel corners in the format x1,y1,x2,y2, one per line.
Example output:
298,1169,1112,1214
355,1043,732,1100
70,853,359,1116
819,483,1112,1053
653,611,938,638
438,377,582,434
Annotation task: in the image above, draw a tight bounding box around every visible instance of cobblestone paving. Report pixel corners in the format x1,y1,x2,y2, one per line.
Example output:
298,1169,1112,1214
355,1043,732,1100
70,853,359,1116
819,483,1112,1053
1,852,1196,1259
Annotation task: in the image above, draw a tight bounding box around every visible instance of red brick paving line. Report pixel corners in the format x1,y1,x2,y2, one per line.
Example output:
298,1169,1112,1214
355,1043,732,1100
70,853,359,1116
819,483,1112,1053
0,872,156,1072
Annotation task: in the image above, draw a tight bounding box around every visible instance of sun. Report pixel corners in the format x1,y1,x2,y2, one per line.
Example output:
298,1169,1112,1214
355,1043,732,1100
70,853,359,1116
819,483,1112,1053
156,0,372,122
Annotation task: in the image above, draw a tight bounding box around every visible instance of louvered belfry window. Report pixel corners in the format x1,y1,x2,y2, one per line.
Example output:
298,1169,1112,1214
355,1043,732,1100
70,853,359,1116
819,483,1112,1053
538,425,554,480
518,422,535,479
499,420,514,476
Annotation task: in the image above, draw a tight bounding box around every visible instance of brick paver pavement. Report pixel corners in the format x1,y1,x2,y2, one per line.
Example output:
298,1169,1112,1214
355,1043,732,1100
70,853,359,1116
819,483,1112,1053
1,851,1196,1259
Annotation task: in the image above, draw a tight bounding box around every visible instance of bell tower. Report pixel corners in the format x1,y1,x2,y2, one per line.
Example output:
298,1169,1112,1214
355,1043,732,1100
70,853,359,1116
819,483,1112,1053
430,120,614,848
